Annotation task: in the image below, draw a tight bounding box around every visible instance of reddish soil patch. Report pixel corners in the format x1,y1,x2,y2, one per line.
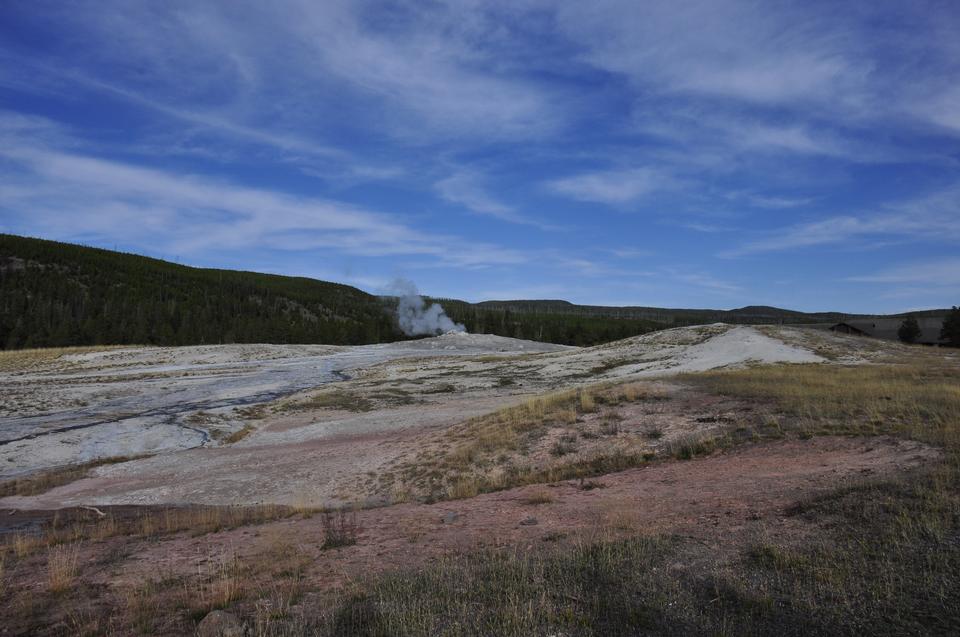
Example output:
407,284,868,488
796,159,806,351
112,435,935,588
2,435,938,635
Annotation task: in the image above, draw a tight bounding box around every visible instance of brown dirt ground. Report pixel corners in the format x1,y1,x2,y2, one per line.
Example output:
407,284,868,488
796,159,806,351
158,436,935,581
0,435,939,635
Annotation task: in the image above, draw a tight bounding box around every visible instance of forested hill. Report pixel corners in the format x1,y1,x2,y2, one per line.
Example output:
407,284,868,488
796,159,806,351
1,234,944,350
0,234,400,349
0,234,666,350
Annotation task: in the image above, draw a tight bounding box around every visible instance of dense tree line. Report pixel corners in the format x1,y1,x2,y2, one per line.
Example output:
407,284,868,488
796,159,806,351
437,299,662,346
0,235,668,350
6,235,953,351
0,235,399,349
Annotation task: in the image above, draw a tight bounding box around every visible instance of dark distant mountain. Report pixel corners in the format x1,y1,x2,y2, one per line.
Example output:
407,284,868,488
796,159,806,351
474,300,947,326
0,234,949,350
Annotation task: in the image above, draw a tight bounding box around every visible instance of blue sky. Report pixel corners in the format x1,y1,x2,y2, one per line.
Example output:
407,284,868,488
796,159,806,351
1,1,958,313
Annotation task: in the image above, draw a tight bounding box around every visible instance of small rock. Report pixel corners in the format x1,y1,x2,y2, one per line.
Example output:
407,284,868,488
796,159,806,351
197,610,244,637
519,516,538,526
441,511,460,524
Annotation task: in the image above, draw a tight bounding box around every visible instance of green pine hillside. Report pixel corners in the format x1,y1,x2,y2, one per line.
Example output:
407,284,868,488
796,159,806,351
0,234,399,349
2,234,947,350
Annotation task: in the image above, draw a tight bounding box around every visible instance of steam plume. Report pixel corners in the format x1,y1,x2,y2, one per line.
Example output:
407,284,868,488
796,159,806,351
390,278,466,336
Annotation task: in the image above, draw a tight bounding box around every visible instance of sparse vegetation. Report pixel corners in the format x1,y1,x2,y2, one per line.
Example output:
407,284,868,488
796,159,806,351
0,455,151,498
223,424,256,444
320,509,360,550
46,543,80,593
686,359,960,445
0,344,127,372
3,345,959,635
381,381,669,501
1,504,313,562
521,489,555,505
283,389,374,413
255,352,960,636
550,433,578,457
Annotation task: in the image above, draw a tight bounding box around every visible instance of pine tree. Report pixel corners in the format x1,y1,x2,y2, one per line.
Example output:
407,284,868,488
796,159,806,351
941,306,960,347
897,317,921,343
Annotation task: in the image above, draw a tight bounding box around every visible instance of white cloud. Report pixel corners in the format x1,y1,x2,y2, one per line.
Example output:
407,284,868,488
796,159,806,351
846,258,960,286
548,168,673,205
552,0,864,105
17,1,558,142
0,141,527,269
435,170,560,230
724,183,960,257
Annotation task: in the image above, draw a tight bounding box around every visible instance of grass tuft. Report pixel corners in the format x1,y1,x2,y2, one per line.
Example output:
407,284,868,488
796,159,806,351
47,543,80,594
320,509,360,550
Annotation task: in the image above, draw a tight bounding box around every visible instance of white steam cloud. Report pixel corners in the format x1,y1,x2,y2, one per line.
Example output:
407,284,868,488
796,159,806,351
390,278,466,336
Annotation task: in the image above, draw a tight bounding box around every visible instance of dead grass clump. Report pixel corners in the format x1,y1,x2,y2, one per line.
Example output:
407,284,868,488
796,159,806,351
550,433,578,457
522,489,555,505
47,543,80,593
223,424,256,444
283,390,373,413
579,390,596,412
320,509,360,550
194,551,245,613
123,579,168,633
600,419,621,436
665,432,719,460
12,533,41,558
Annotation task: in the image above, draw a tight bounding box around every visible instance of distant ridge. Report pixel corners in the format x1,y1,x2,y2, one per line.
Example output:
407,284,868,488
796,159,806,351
473,300,945,326
0,234,948,350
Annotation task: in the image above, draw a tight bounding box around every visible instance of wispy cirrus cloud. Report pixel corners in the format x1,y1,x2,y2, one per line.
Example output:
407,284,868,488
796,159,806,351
6,1,559,142
548,168,675,205
846,258,960,286
1,1,959,311
434,170,561,230
0,140,527,270
723,183,960,257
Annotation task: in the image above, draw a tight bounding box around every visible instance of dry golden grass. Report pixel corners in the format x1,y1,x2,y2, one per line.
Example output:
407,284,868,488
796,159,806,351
0,455,152,498
1,504,314,563
47,543,80,593
383,381,668,501
279,388,374,413
687,357,960,448
579,390,596,412
0,345,128,372
521,489,555,505
223,424,256,444
197,551,245,611
12,533,38,558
